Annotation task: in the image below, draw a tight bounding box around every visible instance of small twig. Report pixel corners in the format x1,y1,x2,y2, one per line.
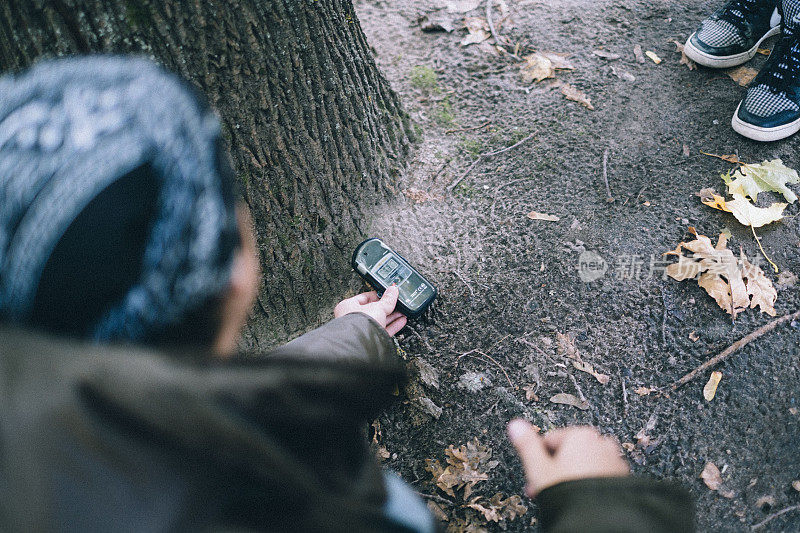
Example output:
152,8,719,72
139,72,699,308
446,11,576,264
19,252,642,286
751,504,800,530
667,309,800,391
457,349,515,389
486,0,507,48
445,121,491,135
431,158,452,182
447,133,535,192
568,373,587,402
602,148,614,203
453,269,475,300
700,150,742,165
621,378,629,417
751,225,779,273
417,492,455,507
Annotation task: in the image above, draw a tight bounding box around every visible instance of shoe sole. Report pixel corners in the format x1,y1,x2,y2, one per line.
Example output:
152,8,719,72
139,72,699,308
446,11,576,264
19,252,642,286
731,102,800,141
684,25,781,68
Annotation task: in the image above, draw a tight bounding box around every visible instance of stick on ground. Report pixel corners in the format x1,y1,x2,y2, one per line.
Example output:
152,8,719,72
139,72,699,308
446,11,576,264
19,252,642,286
667,309,800,391
447,133,534,192
751,504,800,530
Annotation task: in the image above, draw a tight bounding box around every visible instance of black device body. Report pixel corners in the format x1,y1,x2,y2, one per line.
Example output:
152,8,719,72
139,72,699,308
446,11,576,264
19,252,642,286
351,238,437,319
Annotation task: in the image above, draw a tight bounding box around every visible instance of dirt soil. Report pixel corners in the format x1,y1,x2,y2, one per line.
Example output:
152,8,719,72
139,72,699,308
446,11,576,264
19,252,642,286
352,0,800,531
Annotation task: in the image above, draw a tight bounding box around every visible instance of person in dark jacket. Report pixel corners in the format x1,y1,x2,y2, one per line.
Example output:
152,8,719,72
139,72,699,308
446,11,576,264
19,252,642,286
0,56,694,532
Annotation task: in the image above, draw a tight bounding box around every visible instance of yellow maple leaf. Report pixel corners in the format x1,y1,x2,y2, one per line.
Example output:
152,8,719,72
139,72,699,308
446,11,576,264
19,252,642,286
698,189,786,228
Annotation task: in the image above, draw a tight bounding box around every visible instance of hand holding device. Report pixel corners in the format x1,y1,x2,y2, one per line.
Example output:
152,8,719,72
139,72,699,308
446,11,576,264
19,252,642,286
333,286,407,336
351,238,437,319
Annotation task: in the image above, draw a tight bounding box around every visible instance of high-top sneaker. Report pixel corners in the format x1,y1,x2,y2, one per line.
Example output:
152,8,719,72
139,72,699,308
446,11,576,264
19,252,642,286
685,0,781,68
732,1,800,141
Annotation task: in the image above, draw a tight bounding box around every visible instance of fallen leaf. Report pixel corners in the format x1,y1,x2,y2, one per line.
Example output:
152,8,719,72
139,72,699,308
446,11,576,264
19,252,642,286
689,330,699,342
467,493,528,523
634,386,654,396
560,82,594,110
426,438,499,499
700,189,787,228
671,39,697,70
726,66,759,86
446,0,481,13
719,489,736,499
540,51,576,70
572,360,610,384
701,151,742,164
645,50,662,64
413,357,441,389
664,229,776,318
792,480,800,492
610,64,636,82
703,371,723,401
527,210,560,221
556,332,580,360
522,384,539,401
723,159,800,203
622,442,636,452
519,53,554,83
635,412,658,448
377,445,391,459
550,392,590,410
633,44,646,63
414,396,443,419
593,49,621,60
461,17,491,46
701,462,723,491
683,144,691,157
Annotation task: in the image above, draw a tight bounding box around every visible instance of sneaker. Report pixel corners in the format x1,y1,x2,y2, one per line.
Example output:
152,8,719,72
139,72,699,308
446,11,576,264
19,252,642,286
684,0,781,68
732,2,800,141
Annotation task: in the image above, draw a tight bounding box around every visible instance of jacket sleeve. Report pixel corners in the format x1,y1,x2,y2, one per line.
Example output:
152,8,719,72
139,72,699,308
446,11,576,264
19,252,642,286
536,476,695,533
268,312,398,366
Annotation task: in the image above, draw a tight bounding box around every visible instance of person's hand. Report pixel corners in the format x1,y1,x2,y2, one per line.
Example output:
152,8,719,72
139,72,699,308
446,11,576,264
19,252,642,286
507,421,630,498
333,285,407,336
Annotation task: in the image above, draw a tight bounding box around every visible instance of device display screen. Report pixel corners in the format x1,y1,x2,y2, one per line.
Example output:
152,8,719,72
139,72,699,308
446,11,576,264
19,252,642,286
371,252,435,311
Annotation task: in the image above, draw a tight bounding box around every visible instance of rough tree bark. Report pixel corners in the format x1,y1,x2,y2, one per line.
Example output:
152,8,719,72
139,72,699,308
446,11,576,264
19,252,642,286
0,0,413,346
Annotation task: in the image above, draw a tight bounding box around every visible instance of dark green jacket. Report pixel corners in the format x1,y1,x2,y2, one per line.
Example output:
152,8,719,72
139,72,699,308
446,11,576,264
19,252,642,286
0,313,407,533
1,313,694,532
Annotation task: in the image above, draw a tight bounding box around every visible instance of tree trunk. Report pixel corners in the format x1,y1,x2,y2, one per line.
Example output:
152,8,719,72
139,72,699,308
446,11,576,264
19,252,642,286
0,0,413,347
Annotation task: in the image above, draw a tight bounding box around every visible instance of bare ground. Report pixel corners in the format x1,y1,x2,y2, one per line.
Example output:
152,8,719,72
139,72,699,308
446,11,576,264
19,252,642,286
354,0,800,531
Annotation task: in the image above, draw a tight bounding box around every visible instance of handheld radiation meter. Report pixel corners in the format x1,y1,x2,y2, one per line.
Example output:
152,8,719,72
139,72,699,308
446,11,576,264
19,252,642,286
352,238,437,319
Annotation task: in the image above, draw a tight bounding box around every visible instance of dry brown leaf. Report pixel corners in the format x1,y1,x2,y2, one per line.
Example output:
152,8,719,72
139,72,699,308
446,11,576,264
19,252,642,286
540,51,576,70
664,229,778,318
671,39,697,70
701,462,723,491
610,64,636,82
703,371,723,401
462,17,490,46
519,53,554,83
645,50,662,64
467,493,528,523
527,210,560,221
560,82,594,110
634,386,655,396
633,44,646,63
635,412,658,448
700,189,787,228
427,501,450,522
572,360,610,385
622,442,636,452
726,66,759,87
550,392,590,410
425,438,499,499
792,480,800,492
377,445,391,459
522,384,539,401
